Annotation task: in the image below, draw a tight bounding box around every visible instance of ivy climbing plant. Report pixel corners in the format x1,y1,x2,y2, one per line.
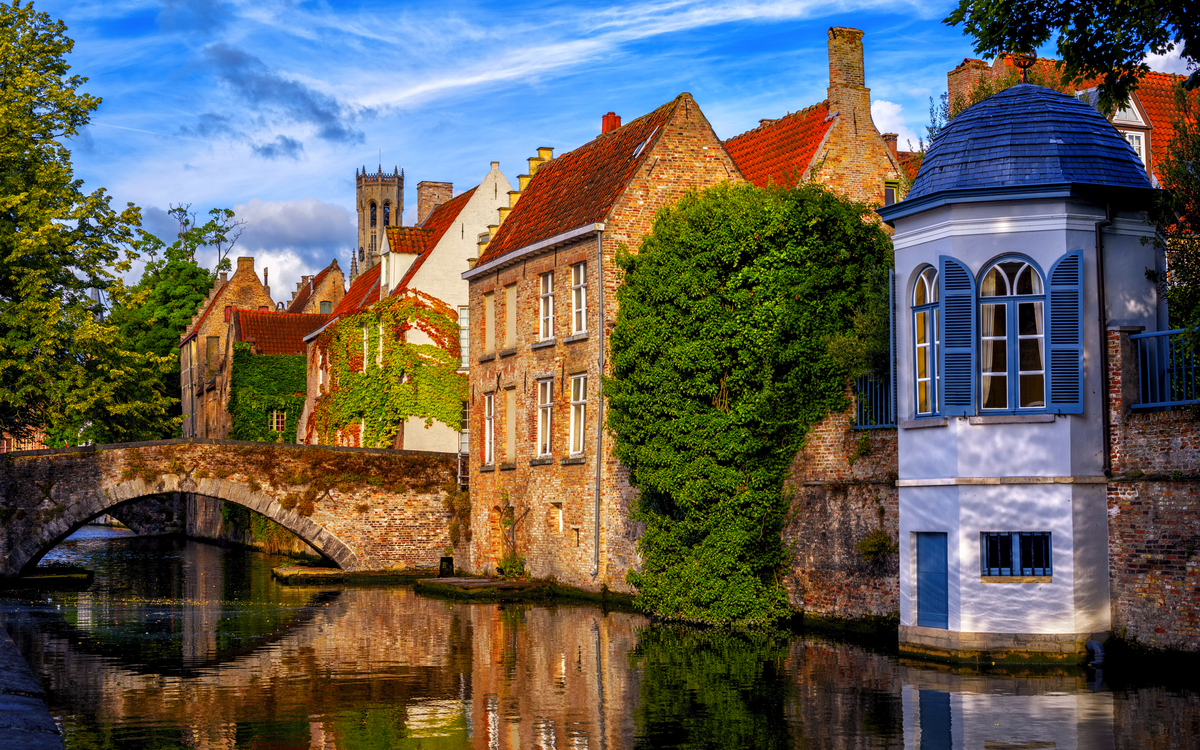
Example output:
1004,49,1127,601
606,181,893,627
227,343,306,442
308,290,467,447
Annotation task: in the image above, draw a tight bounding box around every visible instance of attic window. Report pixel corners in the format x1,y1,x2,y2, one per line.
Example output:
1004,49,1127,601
632,127,659,159
320,301,332,314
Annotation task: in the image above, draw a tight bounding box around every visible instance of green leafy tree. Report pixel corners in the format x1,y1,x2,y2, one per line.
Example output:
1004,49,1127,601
0,1,175,443
606,182,893,626
946,0,1198,112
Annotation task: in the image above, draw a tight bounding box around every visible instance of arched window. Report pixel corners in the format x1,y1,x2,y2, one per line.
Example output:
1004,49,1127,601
912,266,939,415
370,202,377,228
383,202,391,226
979,257,1045,411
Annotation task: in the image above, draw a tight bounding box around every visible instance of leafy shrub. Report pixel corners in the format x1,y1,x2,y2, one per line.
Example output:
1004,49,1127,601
856,528,898,565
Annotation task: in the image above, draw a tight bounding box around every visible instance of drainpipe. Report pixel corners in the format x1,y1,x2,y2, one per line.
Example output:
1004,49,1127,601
592,229,605,579
1096,203,1112,475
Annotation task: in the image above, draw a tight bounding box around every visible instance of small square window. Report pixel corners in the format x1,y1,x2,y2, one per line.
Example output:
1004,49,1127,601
981,531,1051,576
320,301,332,314
270,410,287,432
884,181,899,206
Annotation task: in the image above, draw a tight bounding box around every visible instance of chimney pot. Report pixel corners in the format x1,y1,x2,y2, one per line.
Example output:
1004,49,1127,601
601,112,622,134
882,132,898,158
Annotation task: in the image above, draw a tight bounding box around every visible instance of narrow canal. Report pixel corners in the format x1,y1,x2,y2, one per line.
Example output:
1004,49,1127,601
1,527,1197,749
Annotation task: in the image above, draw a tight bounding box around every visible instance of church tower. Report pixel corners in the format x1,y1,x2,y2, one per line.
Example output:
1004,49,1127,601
356,165,404,274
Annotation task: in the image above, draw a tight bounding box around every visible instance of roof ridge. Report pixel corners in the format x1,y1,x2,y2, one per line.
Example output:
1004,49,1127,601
725,99,831,142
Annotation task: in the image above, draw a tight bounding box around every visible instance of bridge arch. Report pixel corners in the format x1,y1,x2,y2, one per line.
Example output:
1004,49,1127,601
9,474,363,576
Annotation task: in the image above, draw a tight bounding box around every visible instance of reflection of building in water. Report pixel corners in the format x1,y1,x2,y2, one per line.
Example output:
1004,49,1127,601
901,666,1114,750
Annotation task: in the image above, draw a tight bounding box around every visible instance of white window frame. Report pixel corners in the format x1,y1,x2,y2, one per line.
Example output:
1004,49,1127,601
569,374,587,456
458,305,469,369
912,266,939,416
539,272,555,340
271,410,286,432
571,262,587,334
484,393,495,465
537,379,553,457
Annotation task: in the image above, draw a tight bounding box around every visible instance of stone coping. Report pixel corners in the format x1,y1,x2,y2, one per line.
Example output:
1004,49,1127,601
899,624,1107,664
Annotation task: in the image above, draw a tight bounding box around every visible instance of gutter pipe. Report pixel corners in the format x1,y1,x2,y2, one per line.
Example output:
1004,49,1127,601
1096,204,1112,475
592,229,605,578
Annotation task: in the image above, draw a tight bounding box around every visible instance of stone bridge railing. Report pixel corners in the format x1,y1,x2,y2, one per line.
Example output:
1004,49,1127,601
0,439,459,577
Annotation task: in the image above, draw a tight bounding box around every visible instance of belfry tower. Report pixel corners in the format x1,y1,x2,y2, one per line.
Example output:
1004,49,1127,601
356,165,404,274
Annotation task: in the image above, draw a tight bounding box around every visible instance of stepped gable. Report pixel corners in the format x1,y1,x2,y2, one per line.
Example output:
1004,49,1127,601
477,96,682,265
393,186,476,294
723,102,834,188
908,84,1154,200
235,310,328,355
286,260,338,314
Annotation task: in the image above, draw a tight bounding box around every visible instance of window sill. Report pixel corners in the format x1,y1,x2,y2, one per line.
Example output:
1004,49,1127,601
532,338,555,350
499,462,517,471
900,418,948,430
563,332,589,344
968,414,1055,425
479,464,495,473
498,348,518,358
981,576,1052,584
560,456,586,465
478,353,495,364
530,457,554,466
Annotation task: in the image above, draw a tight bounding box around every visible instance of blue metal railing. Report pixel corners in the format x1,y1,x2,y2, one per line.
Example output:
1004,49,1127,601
1131,328,1200,409
854,372,896,428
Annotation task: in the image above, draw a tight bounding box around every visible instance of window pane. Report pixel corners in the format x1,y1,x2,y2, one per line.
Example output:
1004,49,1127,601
982,375,1007,409
982,338,1007,374
915,311,928,345
1019,374,1045,408
981,303,1006,337
1019,532,1052,575
980,267,1006,297
916,348,928,379
914,275,927,306
1015,265,1043,295
1018,301,1043,336
917,381,929,414
1019,339,1044,371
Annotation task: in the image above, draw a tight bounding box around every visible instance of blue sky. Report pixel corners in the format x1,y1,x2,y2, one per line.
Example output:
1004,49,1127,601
43,0,1192,295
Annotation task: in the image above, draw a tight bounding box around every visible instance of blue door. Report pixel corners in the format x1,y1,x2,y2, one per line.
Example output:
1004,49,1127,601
916,532,948,629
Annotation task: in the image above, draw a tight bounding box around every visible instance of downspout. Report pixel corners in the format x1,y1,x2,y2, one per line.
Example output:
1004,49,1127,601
1096,203,1113,475
592,229,605,578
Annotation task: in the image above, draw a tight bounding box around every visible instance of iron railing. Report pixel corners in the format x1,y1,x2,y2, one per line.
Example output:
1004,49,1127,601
1131,328,1200,408
855,372,896,428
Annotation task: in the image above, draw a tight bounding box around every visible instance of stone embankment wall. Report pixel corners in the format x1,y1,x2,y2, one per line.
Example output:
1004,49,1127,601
782,405,899,622
186,494,321,559
1107,330,1200,653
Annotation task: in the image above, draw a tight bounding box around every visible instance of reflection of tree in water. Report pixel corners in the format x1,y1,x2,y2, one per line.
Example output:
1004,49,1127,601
630,626,794,749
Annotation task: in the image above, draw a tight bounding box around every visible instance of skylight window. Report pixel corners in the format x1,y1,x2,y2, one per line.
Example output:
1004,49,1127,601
632,126,659,159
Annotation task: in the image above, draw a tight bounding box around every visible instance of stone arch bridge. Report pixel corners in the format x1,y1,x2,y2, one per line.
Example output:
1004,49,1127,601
0,439,459,577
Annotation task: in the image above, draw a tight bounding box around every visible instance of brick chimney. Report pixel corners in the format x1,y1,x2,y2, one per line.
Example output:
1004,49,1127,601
416,181,453,225
602,112,622,134
826,27,871,118
882,132,898,158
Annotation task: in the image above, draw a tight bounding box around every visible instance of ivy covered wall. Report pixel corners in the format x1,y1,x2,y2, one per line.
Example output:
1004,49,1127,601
228,342,307,442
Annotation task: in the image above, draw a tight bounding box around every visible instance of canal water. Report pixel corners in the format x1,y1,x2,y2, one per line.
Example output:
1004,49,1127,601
1,527,1198,749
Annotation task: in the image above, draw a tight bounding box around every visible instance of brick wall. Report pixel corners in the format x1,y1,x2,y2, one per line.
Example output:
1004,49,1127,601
782,402,899,620
1107,329,1200,652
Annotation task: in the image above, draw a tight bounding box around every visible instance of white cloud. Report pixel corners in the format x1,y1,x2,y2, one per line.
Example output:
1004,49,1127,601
229,198,355,301
871,100,922,151
1144,45,1195,75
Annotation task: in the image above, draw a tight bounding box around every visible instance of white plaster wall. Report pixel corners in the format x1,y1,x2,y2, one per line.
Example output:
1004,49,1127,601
898,486,961,628
403,417,459,452
1071,483,1112,634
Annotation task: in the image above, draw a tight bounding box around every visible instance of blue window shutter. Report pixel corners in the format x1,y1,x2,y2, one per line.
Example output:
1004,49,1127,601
939,256,976,415
1048,251,1084,414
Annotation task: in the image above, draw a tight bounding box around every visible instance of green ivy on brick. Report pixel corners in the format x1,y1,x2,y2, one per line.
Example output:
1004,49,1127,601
606,181,893,627
227,343,306,442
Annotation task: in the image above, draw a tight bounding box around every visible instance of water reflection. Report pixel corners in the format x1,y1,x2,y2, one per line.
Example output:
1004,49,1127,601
0,529,1195,749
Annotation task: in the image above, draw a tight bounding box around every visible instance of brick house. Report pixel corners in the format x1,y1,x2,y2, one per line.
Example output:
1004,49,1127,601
461,93,744,591
180,257,276,439
724,27,908,207
299,163,510,451
946,55,1187,184
284,259,345,315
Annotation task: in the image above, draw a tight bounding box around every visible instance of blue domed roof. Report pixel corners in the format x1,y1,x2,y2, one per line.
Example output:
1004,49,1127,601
906,84,1153,201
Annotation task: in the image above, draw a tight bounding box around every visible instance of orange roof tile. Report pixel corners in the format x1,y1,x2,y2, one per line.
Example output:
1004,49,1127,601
286,260,341,314
478,96,683,264
385,225,429,255
236,311,328,355
330,263,381,319
393,187,476,294
897,151,922,182
723,102,833,189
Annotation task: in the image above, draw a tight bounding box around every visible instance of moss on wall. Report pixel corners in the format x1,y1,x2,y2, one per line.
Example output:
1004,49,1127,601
228,342,306,442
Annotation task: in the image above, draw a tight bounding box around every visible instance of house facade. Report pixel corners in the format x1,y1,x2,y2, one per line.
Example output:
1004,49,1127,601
180,257,276,439
877,84,1160,660
285,260,345,315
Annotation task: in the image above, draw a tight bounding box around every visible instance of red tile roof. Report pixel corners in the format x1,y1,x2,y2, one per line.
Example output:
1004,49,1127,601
235,311,329,355
286,260,341,314
385,225,429,255
331,263,381,319
393,186,476,294
723,102,833,189
478,95,684,264
897,150,921,182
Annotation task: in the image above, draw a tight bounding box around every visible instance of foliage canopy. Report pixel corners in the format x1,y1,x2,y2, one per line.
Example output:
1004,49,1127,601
1,2,175,443
606,182,893,626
